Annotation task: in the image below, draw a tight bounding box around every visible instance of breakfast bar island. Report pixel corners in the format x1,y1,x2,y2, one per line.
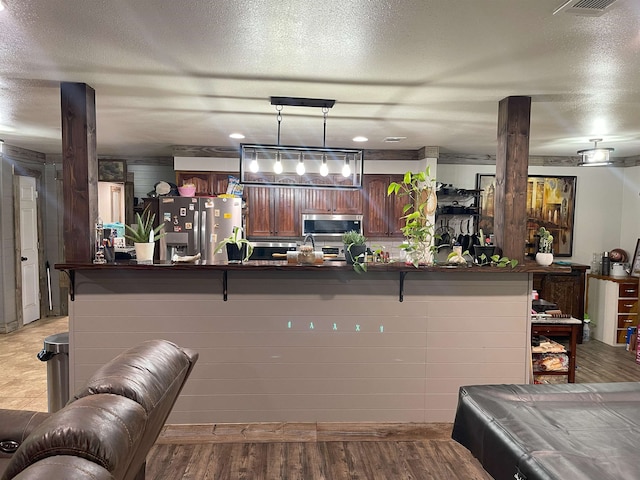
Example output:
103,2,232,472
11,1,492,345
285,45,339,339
56,261,569,425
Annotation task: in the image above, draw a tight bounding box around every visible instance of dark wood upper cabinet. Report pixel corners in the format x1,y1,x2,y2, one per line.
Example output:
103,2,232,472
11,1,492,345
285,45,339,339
175,171,233,196
175,171,214,196
363,174,405,237
302,174,363,214
245,174,300,238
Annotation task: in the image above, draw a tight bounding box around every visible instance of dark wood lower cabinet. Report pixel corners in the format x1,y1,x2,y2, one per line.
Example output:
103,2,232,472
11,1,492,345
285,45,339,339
533,263,589,342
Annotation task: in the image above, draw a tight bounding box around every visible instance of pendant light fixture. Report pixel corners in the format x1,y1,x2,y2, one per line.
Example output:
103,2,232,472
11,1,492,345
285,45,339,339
320,107,329,177
273,105,284,174
577,138,614,166
239,96,364,188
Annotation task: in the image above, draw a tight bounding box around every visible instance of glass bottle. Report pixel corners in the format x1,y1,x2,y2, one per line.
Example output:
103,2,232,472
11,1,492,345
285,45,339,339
93,216,106,264
591,253,601,275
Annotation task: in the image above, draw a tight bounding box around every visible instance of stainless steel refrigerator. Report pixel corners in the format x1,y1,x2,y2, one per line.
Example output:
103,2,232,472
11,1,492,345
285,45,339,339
158,196,242,263
199,196,243,264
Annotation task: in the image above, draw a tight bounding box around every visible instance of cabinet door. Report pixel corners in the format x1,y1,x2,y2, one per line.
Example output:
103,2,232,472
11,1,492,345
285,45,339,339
388,174,408,237
274,186,300,237
333,175,363,214
212,173,231,196
245,184,274,237
176,172,213,196
363,175,391,237
244,175,275,237
303,175,335,213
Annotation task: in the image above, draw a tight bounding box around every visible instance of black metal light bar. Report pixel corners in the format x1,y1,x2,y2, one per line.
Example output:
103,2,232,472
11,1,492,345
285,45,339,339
270,96,336,109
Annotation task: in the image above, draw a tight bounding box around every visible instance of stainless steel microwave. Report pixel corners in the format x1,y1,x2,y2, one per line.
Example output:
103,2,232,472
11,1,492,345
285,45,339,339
301,214,363,237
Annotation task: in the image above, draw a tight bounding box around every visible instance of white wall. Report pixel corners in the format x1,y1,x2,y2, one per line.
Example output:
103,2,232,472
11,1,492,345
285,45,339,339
620,165,640,259
436,164,627,266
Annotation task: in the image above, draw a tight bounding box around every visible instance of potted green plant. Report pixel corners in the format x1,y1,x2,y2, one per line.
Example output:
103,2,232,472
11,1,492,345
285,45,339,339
342,230,367,265
124,207,165,263
387,167,437,267
213,226,254,263
472,228,495,263
536,226,554,266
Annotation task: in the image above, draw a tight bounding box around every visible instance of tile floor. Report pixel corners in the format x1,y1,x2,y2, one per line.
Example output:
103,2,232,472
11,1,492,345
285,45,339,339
0,316,68,411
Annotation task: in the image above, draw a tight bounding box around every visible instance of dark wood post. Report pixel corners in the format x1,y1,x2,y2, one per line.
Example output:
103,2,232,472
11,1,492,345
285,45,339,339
494,96,531,263
61,82,98,262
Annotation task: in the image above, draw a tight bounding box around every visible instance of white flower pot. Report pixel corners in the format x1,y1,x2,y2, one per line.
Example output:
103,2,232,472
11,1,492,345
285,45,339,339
535,252,553,266
134,242,155,264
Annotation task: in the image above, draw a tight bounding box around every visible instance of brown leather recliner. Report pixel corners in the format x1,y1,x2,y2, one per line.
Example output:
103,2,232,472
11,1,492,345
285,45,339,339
0,339,198,480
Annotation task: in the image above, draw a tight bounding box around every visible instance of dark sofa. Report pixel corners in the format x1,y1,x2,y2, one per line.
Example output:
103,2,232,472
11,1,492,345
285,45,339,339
0,339,198,480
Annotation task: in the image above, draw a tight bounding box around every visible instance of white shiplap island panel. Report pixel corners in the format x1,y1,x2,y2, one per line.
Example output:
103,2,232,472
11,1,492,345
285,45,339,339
68,269,531,424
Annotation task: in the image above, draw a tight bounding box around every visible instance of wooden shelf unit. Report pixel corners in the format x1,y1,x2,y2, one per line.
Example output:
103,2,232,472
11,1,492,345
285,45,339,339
531,318,581,383
587,274,639,347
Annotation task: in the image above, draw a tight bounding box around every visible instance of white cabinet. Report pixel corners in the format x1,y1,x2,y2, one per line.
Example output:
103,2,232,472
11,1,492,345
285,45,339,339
587,275,639,346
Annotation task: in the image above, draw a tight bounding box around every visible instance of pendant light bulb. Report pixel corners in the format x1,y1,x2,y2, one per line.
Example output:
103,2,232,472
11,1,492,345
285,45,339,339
273,154,283,174
296,158,305,176
320,155,329,177
249,153,259,173
341,159,351,177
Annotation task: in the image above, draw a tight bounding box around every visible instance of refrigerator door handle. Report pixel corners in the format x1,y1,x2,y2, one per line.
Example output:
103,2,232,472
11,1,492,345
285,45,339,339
195,210,201,256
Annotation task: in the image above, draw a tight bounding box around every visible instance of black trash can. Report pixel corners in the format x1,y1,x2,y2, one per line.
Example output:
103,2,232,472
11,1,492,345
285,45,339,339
37,332,69,412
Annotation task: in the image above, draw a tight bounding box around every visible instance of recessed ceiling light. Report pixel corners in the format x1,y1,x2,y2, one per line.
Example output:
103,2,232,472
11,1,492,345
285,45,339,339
229,133,245,139
352,136,368,142
384,136,407,143
0,1,6,12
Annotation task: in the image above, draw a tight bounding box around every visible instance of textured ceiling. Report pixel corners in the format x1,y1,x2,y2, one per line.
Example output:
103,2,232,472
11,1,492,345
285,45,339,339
0,0,638,158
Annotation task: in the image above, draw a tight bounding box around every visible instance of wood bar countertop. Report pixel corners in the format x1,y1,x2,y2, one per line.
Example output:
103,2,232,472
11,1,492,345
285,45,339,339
56,259,578,274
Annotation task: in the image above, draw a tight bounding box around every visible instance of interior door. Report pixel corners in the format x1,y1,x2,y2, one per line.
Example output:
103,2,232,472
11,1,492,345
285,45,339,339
19,175,40,324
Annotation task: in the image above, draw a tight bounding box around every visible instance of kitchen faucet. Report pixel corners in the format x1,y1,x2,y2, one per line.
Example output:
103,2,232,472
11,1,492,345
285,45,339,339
303,234,316,250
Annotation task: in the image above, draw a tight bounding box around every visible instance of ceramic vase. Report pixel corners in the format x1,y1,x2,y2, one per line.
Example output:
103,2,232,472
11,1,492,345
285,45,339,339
134,242,155,264
535,252,553,266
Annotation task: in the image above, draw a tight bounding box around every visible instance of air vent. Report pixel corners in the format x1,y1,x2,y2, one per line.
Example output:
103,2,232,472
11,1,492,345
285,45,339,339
553,0,618,16
384,136,407,143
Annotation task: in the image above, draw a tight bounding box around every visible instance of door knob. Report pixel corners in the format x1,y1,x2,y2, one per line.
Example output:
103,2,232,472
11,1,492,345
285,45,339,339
21,256,27,261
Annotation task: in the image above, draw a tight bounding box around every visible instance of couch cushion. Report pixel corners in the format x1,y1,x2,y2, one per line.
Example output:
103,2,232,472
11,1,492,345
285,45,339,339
72,339,194,414
1,394,146,480
11,456,114,480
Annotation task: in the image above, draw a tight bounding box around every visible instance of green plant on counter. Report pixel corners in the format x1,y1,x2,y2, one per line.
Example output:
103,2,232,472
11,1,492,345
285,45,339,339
342,230,368,272
124,207,166,244
537,226,553,253
476,253,519,268
387,167,437,267
350,245,388,274
341,230,366,246
213,226,254,262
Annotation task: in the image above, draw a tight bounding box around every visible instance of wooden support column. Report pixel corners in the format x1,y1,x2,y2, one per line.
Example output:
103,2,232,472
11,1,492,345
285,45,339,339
61,82,98,262
494,96,531,263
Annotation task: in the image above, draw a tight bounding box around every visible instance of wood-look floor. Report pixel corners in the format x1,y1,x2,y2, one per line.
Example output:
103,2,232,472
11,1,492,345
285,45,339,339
4,316,640,479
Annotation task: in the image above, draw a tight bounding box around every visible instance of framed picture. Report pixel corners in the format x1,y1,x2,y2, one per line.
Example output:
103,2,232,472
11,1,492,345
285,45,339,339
476,174,577,257
98,160,126,183
631,239,640,277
